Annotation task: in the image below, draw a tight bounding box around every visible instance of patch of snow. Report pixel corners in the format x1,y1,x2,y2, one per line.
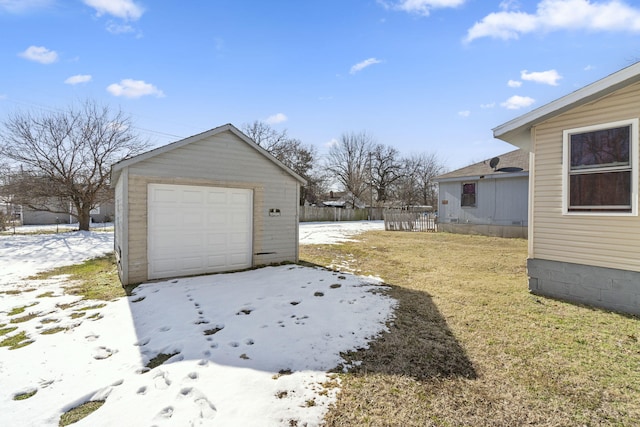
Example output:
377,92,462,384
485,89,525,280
0,221,395,426
298,220,384,245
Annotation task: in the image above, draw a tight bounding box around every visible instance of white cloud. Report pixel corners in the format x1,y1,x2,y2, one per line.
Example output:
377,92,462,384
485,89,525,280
465,0,640,42
350,58,383,74
0,0,52,13
325,138,339,148
265,113,288,124
584,64,595,71
106,79,165,99
458,110,471,117
480,102,496,109
508,79,522,87
106,22,135,34
64,74,92,85
83,0,144,20
521,69,562,85
18,45,58,64
501,95,535,109
379,0,466,16
499,0,520,10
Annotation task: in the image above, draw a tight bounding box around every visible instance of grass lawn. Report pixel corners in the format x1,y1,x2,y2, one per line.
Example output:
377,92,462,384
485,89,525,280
300,231,640,426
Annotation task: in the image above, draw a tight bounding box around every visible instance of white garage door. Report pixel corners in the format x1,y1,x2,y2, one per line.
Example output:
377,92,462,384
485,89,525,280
147,184,253,280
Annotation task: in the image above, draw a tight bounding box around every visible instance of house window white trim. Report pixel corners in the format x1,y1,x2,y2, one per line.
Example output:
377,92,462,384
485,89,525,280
562,118,638,216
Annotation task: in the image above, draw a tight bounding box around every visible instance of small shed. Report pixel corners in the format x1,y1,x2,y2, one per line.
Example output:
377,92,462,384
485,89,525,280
111,123,306,285
435,149,529,238
494,62,640,315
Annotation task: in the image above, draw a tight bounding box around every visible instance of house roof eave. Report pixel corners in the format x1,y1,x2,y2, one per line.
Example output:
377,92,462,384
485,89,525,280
493,61,640,148
436,171,529,183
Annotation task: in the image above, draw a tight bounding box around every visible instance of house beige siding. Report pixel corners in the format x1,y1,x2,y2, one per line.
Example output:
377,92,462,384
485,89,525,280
531,81,640,272
122,129,300,284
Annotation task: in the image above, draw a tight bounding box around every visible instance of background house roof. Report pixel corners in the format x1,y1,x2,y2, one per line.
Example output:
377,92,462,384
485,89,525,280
493,61,640,150
435,149,529,182
110,123,306,185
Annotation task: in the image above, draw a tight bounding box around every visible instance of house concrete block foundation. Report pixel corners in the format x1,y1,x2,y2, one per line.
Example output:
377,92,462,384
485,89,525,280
438,223,528,239
528,259,640,316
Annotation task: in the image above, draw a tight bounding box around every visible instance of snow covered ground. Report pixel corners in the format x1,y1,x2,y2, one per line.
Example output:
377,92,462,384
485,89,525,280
299,220,384,245
0,221,393,426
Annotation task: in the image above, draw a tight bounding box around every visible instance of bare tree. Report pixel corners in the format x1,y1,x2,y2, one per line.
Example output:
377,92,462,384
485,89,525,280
370,143,402,204
0,99,149,230
242,120,290,157
325,131,374,207
396,152,447,208
242,121,318,205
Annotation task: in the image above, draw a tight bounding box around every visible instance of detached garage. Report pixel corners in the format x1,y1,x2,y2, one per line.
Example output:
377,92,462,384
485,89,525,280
111,123,306,285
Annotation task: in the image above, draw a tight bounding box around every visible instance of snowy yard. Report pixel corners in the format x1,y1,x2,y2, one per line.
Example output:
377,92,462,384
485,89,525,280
0,221,392,426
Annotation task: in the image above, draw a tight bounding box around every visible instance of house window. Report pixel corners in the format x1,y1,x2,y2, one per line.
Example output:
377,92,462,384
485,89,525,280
563,119,638,215
461,182,477,207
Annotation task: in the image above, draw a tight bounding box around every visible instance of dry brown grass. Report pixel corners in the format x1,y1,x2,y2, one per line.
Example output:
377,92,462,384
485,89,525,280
300,231,640,426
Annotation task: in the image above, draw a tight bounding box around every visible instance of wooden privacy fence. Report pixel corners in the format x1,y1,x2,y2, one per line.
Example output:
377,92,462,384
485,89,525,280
384,212,437,232
300,206,385,222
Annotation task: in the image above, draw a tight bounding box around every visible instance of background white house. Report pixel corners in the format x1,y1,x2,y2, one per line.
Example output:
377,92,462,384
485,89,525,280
435,149,529,238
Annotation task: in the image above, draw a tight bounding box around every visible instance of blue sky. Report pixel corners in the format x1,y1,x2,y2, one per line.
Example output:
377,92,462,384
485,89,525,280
2,0,640,170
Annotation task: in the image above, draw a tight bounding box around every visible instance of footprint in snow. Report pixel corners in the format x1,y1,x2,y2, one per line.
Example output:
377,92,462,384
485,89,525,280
153,371,171,390
85,334,99,341
159,326,171,332
93,346,116,360
134,337,150,346
137,386,147,395
178,387,217,420
156,406,174,419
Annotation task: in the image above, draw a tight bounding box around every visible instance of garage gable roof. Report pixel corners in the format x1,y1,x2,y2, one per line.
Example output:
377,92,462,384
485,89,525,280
493,61,640,151
111,123,306,184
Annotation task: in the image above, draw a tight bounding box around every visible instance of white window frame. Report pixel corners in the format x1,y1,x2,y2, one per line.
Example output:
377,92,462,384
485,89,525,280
562,118,638,216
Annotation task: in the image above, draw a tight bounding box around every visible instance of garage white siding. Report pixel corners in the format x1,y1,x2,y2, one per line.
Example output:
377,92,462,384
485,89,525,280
147,184,253,279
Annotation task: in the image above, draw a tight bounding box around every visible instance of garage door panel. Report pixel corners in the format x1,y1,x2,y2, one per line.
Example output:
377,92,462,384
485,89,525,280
229,232,250,245
182,212,205,227
206,232,228,246
182,256,205,270
151,211,175,227
229,253,250,266
148,184,252,280
152,188,179,203
149,258,177,275
207,212,228,225
207,191,227,204
182,189,204,204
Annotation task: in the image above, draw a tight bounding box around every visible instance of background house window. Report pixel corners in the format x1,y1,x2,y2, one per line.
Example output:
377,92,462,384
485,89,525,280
564,119,638,214
461,182,476,207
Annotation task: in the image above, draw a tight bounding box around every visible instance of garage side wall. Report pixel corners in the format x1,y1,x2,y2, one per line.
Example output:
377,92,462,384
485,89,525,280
123,130,300,284
114,169,127,284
